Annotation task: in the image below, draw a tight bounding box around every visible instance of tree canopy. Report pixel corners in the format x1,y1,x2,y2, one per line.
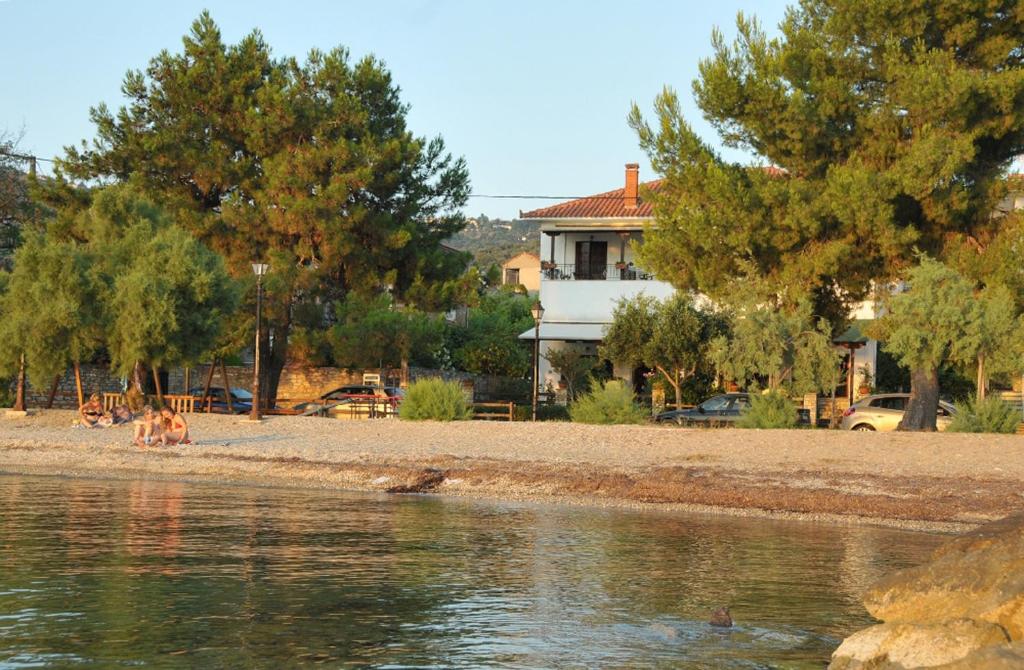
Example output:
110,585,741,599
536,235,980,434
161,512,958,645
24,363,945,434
56,11,472,399
630,0,1024,428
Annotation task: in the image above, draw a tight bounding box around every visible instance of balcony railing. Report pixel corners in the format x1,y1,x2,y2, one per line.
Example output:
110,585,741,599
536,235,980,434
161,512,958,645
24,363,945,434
541,263,656,281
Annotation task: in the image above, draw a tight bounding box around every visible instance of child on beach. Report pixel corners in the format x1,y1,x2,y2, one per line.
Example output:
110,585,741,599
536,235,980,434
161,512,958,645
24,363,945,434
132,406,161,447
157,407,190,446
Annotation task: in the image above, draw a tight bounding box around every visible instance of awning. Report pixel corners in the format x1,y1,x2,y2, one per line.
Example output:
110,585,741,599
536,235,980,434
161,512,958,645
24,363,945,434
518,322,607,341
834,319,872,345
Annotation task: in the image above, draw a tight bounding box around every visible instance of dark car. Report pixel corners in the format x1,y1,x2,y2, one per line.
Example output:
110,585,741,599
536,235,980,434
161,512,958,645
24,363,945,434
656,392,811,427
655,393,752,426
190,386,253,414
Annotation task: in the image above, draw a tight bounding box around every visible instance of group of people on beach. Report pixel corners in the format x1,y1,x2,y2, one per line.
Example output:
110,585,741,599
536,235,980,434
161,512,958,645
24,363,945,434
78,393,190,447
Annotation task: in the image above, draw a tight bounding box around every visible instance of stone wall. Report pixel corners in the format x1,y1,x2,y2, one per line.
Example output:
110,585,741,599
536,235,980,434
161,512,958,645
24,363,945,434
12,362,517,408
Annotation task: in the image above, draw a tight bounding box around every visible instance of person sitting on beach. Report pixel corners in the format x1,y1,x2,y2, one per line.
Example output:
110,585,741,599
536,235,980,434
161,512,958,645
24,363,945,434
78,394,106,428
158,407,190,446
132,406,161,447
110,404,134,426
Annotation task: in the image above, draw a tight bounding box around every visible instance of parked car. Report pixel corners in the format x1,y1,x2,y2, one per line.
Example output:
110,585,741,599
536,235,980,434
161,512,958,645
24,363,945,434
839,393,956,431
189,386,253,414
291,385,404,415
656,392,812,427
655,393,752,426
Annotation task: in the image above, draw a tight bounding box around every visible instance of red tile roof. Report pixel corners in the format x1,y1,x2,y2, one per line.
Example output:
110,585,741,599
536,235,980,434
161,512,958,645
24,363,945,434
519,180,663,220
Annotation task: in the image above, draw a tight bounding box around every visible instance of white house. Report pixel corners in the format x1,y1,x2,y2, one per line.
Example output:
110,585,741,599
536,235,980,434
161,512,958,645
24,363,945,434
518,164,676,392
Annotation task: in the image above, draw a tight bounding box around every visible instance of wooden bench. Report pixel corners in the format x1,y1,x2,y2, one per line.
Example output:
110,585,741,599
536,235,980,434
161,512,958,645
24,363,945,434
472,401,515,421
103,392,195,413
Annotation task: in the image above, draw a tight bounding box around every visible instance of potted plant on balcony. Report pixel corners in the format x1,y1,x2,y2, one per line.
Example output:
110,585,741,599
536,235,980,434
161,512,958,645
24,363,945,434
541,261,557,271
857,365,873,397
614,261,628,270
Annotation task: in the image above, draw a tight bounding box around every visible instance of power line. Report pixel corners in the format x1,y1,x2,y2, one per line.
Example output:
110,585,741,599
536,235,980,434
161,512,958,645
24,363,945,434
0,151,625,201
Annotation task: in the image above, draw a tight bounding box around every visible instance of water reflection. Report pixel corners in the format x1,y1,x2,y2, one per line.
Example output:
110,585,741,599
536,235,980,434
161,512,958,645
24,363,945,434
0,475,944,668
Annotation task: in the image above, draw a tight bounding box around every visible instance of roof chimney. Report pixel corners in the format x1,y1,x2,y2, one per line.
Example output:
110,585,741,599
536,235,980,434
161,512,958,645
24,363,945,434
624,163,639,209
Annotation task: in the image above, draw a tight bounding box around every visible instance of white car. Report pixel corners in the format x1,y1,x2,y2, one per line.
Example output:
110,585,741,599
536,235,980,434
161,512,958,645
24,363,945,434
839,393,955,431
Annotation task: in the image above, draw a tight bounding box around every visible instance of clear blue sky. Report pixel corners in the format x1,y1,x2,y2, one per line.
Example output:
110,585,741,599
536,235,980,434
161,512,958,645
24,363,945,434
0,0,790,219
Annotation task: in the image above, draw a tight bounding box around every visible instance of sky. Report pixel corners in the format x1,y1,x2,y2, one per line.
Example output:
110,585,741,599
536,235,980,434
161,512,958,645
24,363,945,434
0,0,791,219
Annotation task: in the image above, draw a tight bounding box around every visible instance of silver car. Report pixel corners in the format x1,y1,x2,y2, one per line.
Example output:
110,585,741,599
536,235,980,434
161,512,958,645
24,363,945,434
839,393,955,431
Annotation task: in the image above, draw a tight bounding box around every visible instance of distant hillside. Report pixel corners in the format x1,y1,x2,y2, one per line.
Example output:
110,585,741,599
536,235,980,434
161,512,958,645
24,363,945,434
447,214,539,268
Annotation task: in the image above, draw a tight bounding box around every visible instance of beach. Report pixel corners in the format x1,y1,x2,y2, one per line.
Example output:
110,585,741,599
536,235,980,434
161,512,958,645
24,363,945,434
2,410,1022,531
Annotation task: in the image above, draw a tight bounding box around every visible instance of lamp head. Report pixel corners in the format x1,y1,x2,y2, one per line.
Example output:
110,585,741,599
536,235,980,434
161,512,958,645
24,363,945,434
252,262,270,277
531,300,544,323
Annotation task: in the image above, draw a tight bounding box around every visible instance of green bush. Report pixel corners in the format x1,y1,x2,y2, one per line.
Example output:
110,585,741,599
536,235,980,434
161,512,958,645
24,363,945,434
400,378,472,421
570,380,648,425
513,404,571,422
736,391,798,429
947,396,1019,434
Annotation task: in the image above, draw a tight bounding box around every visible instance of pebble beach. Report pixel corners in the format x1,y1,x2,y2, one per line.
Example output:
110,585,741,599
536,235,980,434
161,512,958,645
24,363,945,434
2,410,1022,531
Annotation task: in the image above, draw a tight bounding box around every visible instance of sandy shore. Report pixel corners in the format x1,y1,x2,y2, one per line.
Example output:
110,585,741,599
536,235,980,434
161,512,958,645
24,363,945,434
2,410,1023,531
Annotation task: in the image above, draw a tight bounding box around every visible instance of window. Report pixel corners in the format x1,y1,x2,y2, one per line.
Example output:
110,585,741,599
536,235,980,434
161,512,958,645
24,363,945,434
504,268,520,285
871,396,907,411
700,395,732,412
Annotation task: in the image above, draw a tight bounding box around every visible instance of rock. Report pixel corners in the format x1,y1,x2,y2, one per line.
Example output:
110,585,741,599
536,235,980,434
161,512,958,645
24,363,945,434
932,641,1024,669
863,512,1024,639
709,606,732,627
386,468,446,494
828,619,1010,669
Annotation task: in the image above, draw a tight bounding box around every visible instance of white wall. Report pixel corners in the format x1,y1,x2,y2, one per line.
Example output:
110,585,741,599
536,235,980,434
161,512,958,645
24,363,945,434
540,279,676,323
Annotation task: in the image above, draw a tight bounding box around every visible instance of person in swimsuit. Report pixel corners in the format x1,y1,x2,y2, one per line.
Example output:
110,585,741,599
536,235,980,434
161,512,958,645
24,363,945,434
79,394,106,428
132,406,161,446
158,407,190,446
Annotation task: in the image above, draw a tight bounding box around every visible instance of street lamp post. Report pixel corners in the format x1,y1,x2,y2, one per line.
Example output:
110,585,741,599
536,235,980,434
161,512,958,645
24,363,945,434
531,300,544,421
251,262,270,421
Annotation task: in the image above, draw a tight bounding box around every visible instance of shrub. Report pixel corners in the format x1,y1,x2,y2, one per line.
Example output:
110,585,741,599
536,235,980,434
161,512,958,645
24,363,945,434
570,380,648,425
513,404,571,422
400,378,472,421
736,391,798,429
947,397,1019,434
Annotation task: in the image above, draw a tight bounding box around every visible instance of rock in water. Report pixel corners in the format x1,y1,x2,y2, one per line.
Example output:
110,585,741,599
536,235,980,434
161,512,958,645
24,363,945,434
863,512,1024,640
828,619,1010,669
932,641,1024,669
709,606,732,628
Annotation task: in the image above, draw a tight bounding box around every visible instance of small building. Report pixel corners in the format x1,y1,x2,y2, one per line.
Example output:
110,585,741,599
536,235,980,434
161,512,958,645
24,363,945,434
500,252,541,293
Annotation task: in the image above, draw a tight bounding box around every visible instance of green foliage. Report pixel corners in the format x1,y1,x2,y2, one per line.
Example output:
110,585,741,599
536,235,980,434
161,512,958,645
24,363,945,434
399,378,472,421
57,11,472,395
600,293,726,406
0,186,239,385
871,257,977,372
447,291,534,377
711,295,842,395
513,404,571,422
735,391,799,429
326,294,444,370
947,397,1020,434
543,345,598,401
630,4,1024,316
569,380,648,425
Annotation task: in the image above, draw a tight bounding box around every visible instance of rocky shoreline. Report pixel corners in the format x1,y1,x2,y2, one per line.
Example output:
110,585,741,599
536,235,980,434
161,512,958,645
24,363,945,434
830,512,1024,668
1,410,1023,529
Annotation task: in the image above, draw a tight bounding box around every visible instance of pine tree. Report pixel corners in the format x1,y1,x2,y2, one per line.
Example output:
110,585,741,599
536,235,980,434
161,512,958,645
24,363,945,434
630,1,1024,429
57,12,471,401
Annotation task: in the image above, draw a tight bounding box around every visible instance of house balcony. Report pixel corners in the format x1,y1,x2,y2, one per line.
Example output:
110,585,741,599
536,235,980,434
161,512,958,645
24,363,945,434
540,263,657,282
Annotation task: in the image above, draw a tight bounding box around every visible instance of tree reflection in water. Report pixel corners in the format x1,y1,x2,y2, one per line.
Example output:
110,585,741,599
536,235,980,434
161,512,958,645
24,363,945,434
0,475,944,668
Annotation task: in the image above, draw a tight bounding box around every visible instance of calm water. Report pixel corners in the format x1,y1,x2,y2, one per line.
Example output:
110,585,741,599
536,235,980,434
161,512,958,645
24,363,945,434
0,475,944,669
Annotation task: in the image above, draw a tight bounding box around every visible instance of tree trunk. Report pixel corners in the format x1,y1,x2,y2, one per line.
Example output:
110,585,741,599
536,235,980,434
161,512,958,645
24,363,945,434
131,360,145,395
977,353,987,401
265,314,292,406
898,367,939,431
219,360,233,413
151,364,164,405
46,374,61,409
201,361,216,413
13,353,26,412
73,361,85,407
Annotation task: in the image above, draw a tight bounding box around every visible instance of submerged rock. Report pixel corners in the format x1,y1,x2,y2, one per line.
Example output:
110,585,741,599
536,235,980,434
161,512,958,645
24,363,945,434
709,606,732,628
829,618,1009,669
863,512,1024,640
